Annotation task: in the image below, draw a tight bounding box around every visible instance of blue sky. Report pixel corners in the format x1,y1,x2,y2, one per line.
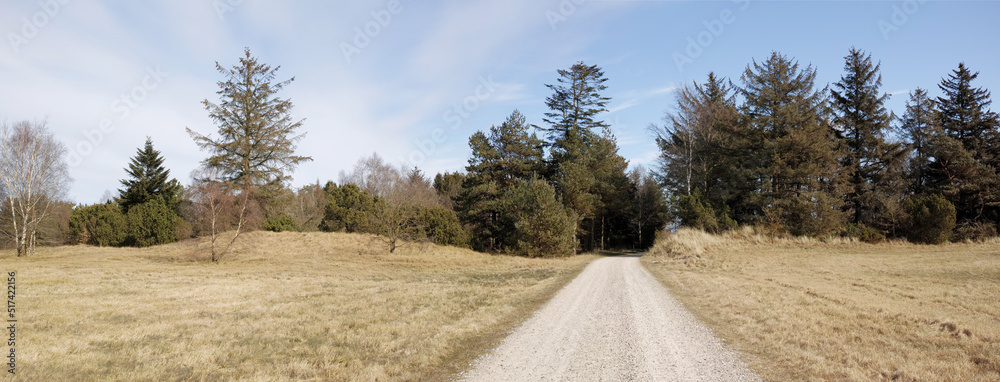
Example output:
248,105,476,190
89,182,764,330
1,0,998,204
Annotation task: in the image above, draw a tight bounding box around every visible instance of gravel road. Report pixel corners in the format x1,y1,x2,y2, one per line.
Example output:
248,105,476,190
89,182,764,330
460,255,760,382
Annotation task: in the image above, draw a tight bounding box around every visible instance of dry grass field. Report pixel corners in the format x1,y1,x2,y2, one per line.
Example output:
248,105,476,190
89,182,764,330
643,228,1000,382
1,232,596,381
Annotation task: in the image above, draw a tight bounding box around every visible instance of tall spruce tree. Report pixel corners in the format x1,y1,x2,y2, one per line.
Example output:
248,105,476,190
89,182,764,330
432,171,466,209
187,48,312,191
540,62,610,225
898,88,938,195
831,48,906,232
700,75,755,224
186,48,312,260
118,137,181,213
457,110,545,251
739,52,845,236
937,63,1000,164
929,63,1000,225
540,62,610,150
540,62,633,250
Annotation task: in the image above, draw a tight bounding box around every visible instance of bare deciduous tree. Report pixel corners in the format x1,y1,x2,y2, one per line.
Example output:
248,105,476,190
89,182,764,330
290,182,326,231
190,167,237,262
0,120,71,256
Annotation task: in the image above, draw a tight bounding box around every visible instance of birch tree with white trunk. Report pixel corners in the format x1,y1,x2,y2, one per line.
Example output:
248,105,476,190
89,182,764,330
0,120,71,257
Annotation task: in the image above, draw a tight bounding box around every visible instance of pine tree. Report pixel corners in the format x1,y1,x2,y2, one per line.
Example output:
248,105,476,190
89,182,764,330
468,110,545,189
186,48,312,260
739,52,845,236
540,62,629,251
937,63,1000,164
501,179,577,257
540,62,610,151
118,137,181,213
830,48,906,232
897,88,938,195
929,63,1000,226
588,130,632,249
187,48,312,190
456,110,545,251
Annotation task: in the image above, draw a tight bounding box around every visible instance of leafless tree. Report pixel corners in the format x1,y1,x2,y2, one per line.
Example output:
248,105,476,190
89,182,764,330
190,167,240,262
340,153,398,199
0,120,71,256
290,181,326,231
259,181,326,232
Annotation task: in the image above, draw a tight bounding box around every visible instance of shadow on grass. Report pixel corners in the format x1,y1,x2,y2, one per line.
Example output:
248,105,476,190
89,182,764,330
590,249,647,257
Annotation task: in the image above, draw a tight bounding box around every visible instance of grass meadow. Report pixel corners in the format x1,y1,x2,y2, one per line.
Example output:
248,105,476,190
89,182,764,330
2,232,595,381
643,228,1000,381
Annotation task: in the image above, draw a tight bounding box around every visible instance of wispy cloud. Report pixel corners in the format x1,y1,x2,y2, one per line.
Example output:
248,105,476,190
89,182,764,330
5,0,992,204
609,99,642,114
609,85,679,114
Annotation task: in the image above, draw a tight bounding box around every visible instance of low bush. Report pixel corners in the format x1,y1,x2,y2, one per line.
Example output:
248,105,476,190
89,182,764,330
418,207,469,248
320,183,379,233
123,198,178,247
675,190,719,233
845,223,886,243
902,194,956,245
69,199,179,247
69,203,128,246
951,222,997,243
675,189,738,234
263,215,299,233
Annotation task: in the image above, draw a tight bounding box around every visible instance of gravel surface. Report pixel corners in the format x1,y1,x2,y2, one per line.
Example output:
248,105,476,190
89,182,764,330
460,255,760,382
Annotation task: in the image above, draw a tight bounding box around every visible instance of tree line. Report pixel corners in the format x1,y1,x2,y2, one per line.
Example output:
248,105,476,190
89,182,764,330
1,49,666,259
656,49,999,244
5,47,995,258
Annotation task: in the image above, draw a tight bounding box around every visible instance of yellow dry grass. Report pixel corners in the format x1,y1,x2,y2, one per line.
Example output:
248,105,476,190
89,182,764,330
643,228,1000,381
1,231,596,381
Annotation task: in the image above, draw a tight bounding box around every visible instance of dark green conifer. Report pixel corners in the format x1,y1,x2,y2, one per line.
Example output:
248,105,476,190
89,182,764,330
456,110,545,251
897,89,938,195
739,52,845,236
929,63,1000,226
118,137,181,213
831,48,906,232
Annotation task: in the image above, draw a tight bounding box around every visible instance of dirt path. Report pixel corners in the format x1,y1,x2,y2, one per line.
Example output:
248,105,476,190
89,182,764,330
460,255,759,381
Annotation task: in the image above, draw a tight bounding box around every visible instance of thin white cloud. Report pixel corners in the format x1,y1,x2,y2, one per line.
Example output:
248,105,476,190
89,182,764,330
491,82,530,103
647,85,680,96
609,99,642,114
609,85,679,114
